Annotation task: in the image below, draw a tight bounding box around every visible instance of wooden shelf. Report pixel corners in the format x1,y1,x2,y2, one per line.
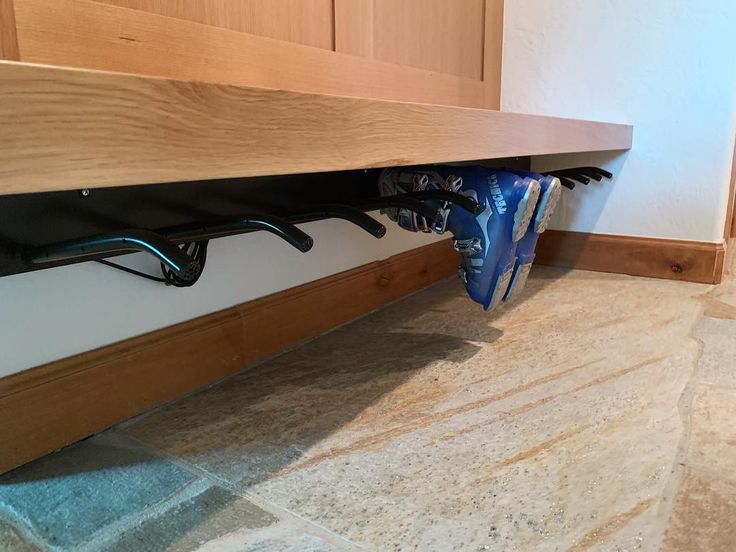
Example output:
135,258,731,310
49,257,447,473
0,61,632,196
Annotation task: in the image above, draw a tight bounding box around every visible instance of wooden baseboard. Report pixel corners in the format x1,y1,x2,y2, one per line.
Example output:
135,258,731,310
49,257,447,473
537,230,726,285
0,240,458,474
0,231,725,474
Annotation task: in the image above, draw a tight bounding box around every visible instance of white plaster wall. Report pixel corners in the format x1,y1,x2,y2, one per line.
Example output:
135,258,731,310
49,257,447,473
502,0,736,242
0,218,443,377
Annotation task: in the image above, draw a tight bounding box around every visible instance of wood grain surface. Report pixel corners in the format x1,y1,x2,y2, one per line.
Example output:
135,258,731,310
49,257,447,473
95,0,335,49
13,0,494,108
0,60,632,195
537,230,726,284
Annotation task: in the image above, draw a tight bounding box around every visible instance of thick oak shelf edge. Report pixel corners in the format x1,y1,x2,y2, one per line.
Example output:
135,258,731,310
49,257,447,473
0,61,633,196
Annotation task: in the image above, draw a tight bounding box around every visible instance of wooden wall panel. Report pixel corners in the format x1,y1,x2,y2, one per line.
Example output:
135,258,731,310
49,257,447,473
334,0,372,58
0,0,19,59
95,0,335,50
373,0,484,80
483,0,504,108
13,0,492,108
334,0,501,107
336,0,485,81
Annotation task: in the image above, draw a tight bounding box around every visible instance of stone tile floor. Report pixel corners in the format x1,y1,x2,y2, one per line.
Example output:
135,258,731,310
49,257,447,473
2,252,736,551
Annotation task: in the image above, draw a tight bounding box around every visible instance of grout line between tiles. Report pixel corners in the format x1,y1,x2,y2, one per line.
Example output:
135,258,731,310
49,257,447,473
76,476,212,552
0,506,54,552
649,301,707,547
114,430,369,551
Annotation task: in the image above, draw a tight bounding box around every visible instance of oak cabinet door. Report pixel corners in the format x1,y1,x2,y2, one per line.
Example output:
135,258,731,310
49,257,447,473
3,0,503,108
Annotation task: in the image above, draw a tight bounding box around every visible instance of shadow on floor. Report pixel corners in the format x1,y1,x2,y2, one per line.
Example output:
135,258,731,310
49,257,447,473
1,280,487,488
0,264,595,550
121,315,486,488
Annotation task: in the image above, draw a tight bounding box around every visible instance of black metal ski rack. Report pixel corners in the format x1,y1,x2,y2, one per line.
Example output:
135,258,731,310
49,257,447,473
0,166,487,282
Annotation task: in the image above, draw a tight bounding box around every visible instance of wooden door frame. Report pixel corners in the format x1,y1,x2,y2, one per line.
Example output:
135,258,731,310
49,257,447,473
726,136,736,239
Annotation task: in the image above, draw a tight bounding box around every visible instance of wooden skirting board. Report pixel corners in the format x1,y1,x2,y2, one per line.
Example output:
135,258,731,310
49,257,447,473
0,240,459,474
0,232,725,474
536,231,726,285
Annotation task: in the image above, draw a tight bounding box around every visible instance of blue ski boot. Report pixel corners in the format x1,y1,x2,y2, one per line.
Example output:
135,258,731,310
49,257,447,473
445,167,540,310
503,170,562,303
379,166,541,310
